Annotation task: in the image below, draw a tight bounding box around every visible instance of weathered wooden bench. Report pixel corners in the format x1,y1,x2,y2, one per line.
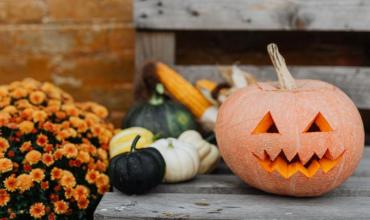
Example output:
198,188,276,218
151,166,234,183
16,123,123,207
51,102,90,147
95,0,370,219
94,148,370,219
133,0,370,110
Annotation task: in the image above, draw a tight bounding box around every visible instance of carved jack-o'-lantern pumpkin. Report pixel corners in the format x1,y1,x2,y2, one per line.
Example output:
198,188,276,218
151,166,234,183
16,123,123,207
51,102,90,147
215,44,364,197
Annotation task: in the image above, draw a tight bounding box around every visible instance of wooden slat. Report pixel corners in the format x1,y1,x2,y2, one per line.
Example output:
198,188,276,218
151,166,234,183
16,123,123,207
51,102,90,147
134,31,175,99
151,175,370,197
95,193,370,219
174,65,370,109
355,158,370,177
135,0,370,31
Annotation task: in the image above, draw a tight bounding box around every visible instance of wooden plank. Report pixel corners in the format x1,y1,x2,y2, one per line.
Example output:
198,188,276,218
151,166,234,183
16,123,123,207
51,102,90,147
95,193,370,219
174,65,370,109
134,31,175,99
151,175,370,197
135,0,370,31
355,158,370,177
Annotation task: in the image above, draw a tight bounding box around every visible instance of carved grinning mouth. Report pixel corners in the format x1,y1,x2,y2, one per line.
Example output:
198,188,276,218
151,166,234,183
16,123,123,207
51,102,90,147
253,150,345,179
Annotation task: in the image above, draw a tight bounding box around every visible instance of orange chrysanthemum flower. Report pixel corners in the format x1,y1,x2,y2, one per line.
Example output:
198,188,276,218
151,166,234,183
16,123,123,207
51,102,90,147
73,185,89,201
97,148,108,161
54,200,68,215
92,105,108,118
20,108,33,120
0,112,10,125
30,168,45,183
44,144,53,153
3,105,17,115
53,149,63,161
98,185,109,195
29,202,46,219
19,141,32,153
42,121,56,132
64,187,73,199
32,110,47,123
60,171,76,189
16,174,33,192
11,88,28,99
4,175,17,192
0,138,9,152
36,134,48,147
0,97,11,109
42,153,54,166
62,104,79,116
81,144,97,155
51,167,63,180
77,197,89,210
62,143,78,158
96,174,109,188
18,121,34,134
69,117,88,132
41,181,49,190
77,151,90,163
0,158,13,173
29,91,46,105
85,170,99,184
95,160,107,172
0,189,10,207
25,150,41,165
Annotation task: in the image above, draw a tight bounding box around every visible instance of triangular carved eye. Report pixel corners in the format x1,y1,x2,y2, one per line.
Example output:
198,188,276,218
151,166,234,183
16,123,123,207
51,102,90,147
304,112,333,132
252,112,280,134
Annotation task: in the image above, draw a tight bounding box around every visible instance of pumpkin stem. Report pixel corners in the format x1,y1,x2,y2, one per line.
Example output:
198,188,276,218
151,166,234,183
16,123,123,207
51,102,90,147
149,83,164,105
130,135,141,153
267,43,297,90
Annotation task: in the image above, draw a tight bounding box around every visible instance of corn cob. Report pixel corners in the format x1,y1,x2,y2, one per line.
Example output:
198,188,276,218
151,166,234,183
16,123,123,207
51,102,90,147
154,62,212,118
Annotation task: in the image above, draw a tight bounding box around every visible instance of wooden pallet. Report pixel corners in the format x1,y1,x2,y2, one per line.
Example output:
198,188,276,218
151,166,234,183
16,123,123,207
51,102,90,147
94,148,370,219
134,0,370,110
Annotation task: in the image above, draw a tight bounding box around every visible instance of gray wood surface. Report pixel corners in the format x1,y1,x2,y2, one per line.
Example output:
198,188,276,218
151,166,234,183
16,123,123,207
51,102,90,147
95,193,370,219
135,0,370,31
97,149,370,219
151,175,370,197
135,31,175,97
174,65,370,109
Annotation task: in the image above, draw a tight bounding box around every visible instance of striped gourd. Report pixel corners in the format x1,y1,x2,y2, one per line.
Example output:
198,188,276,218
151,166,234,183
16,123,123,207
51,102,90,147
154,62,212,118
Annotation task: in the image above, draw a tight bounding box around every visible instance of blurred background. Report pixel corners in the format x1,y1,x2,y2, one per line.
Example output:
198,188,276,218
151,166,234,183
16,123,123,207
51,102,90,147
0,0,134,126
1,0,370,140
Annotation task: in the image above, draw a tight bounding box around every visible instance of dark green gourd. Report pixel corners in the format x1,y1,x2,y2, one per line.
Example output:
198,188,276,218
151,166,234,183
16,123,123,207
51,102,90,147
122,84,197,138
108,135,166,195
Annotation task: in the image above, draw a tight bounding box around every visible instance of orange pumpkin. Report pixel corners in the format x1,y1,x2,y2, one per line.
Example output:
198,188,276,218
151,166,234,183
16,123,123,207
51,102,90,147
215,43,364,197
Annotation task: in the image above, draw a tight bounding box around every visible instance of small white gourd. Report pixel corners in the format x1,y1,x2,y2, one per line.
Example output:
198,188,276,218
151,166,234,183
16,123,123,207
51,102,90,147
179,130,221,174
152,138,199,183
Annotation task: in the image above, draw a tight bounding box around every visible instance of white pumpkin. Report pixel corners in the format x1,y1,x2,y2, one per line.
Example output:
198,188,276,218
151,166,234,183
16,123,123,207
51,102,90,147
179,130,221,174
152,138,199,183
